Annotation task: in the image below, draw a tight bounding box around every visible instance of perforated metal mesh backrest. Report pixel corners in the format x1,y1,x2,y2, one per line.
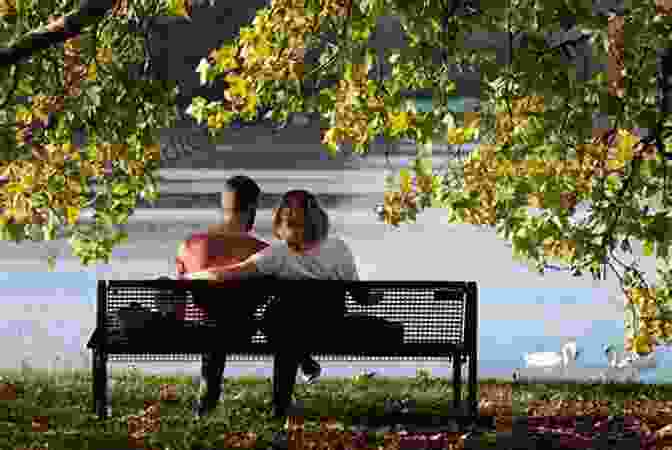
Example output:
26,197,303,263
100,280,477,360
104,282,277,329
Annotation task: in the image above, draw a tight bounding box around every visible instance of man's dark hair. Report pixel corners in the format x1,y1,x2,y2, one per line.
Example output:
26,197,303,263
223,175,261,231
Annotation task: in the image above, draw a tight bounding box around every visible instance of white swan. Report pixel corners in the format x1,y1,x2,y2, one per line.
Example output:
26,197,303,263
524,339,580,369
604,344,657,370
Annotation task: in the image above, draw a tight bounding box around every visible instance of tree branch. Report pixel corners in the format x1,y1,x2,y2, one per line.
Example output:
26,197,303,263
0,0,116,67
0,64,19,108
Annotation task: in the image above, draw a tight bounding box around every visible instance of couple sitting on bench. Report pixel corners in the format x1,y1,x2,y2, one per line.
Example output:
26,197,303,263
174,175,360,420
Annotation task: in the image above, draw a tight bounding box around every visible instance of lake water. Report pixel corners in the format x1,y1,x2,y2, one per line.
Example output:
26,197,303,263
2,206,670,384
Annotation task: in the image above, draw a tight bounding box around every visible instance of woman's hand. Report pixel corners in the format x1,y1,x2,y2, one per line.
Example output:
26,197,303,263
185,271,217,280
212,270,233,282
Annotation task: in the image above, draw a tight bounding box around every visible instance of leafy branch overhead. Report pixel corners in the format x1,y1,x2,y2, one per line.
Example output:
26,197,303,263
2,0,672,353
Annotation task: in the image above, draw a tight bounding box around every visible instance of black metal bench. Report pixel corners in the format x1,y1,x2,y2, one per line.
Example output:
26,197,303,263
86,280,478,425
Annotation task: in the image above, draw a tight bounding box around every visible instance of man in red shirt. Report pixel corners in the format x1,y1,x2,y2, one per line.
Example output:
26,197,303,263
175,175,321,419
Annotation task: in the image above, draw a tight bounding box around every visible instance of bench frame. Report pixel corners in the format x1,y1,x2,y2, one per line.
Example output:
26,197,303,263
88,280,478,425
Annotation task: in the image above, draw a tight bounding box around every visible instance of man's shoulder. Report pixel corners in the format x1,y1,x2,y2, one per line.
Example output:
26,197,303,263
180,229,269,255
185,231,209,242
180,231,209,250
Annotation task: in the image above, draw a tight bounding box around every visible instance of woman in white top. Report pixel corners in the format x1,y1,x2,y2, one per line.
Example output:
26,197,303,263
203,189,359,419
204,189,359,280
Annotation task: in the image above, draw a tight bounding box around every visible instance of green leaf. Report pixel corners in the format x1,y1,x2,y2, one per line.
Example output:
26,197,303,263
325,140,339,158
30,191,49,209
48,175,66,192
643,240,654,257
95,211,115,226
388,52,401,65
185,97,208,124
399,168,412,192
47,255,56,272
113,230,129,245
86,85,102,109
463,127,477,142
304,0,322,15
16,75,34,97
111,183,130,197
43,216,56,241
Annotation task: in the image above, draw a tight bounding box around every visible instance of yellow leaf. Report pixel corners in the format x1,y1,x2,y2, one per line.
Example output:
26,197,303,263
15,109,32,124
388,111,410,136
463,112,480,129
399,168,412,193
606,158,625,172
225,74,249,98
239,26,256,44
633,334,652,354
322,128,341,145
495,160,513,177
446,127,466,145
66,206,80,225
96,47,113,65
210,45,239,71
87,63,97,81
0,0,17,17
33,109,49,126
288,61,304,80
244,93,259,115
5,182,24,194
256,41,272,59
617,129,636,161
252,12,269,29
168,0,191,20
144,143,161,161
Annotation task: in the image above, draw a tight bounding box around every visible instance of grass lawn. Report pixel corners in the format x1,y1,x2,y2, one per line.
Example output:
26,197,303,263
1,365,672,450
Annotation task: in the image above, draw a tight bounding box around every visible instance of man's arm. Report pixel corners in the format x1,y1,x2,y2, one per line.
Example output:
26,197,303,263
179,256,260,281
176,234,212,279
208,258,259,281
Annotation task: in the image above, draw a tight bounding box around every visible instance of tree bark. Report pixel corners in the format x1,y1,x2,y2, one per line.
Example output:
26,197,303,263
0,0,115,66
607,14,625,99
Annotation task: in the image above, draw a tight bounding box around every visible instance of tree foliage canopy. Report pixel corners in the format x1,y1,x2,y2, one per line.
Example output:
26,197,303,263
2,0,672,351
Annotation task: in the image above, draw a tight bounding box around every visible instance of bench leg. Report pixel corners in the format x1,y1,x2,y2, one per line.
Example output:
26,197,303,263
452,353,462,412
468,351,478,423
92,349,108,420
91,349,97,415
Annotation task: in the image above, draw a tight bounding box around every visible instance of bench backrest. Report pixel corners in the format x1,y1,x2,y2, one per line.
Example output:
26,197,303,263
99,280,477,348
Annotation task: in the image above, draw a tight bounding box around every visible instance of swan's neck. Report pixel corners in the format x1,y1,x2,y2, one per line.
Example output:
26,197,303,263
562,343,576,366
